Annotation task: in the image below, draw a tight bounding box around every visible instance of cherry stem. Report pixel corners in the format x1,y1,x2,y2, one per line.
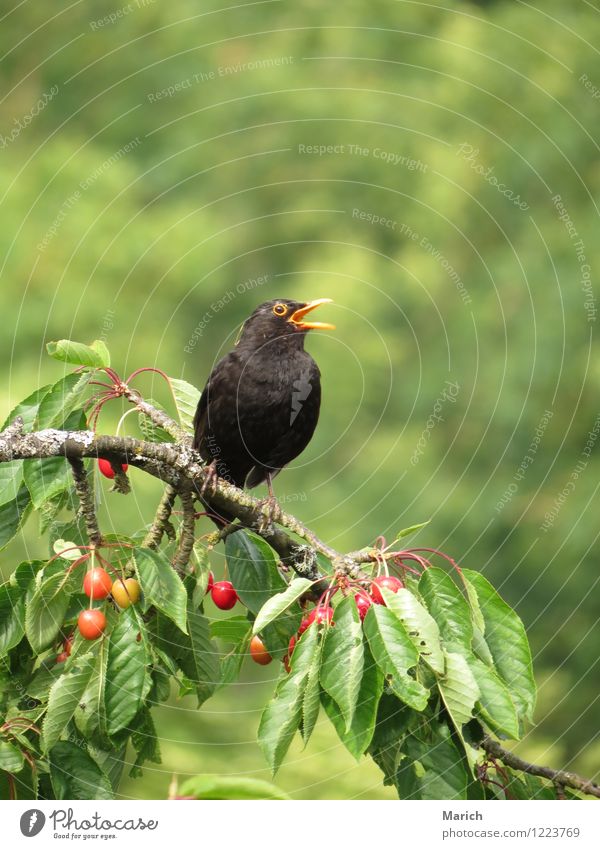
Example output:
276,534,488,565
125,366,171,386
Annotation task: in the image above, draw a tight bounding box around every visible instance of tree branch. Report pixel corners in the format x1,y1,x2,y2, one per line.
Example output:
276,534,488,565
143,484,177,549
68,458,102,546
482,736,600,799
174,488,196,572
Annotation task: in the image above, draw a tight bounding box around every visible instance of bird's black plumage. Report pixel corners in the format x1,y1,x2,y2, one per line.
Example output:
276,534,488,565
193,299,334,498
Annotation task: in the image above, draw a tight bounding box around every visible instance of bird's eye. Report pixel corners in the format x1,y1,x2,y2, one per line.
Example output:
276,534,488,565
272,303,287,316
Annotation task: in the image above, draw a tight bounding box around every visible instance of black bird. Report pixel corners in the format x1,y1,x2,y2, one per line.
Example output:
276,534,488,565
193,298,335,520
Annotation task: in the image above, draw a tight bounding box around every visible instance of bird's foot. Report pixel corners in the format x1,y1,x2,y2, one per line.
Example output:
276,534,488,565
256,495,282,533
200,460,219,497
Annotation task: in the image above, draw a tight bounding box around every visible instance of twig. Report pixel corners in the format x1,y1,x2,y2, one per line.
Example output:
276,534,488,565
143,484,177,549
68,458,102,546
122,386,189,443
482,736,600,799
173,488,196,572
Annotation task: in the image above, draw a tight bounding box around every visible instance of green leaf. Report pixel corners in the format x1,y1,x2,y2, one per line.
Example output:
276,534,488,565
253,578,313,634
363,604,428,710
179,774,291,800
26,659,64,700
23,457,70,510
462,570,536,723
210,616,250,644
225,530,286,615
320,595,364,730
322,640,383,759
49,741,113,799
41,652,96,752
0,486,31,551
467,655,520,740
393,520,429,541
133,547,188,633
0,583,25,655
406,723,469,800
419,568,473,652
258,624,318,774
74,637,108,738
2,385,51,431
46,339,110,369
25,572,70,653
36,372,91,429
105,607,149,735
0,461,23,507
383,587,445,673
168,377,201,431
0,741,25,772
138,399,173,443
437,650,480,730
301,637,323,745
186,603,220,706
130,707,161,778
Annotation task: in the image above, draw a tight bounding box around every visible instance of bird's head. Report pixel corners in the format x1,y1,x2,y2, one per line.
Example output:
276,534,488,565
236,299,335,347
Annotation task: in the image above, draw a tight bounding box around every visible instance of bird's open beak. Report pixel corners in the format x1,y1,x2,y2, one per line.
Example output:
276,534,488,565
288,298,335,331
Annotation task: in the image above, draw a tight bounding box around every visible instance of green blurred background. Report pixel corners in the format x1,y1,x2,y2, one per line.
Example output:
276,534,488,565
1,0,599,798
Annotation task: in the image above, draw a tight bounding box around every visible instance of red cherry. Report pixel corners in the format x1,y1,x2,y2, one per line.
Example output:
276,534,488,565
206,571,215,594
56,652,68,663
98,458,128,479
250,635,272,666
370,575,403,605
63,633,74,656
299,606,334,634
83,567,113,600
78,609,107,640
354,592,372,620
288,635,297,656
211,580,238,610
283,654,291,673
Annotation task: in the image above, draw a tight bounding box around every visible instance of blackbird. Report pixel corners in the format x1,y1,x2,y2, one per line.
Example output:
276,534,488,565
193,298,335,521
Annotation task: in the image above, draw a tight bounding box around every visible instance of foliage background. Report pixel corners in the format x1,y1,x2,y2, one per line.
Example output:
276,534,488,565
1,0,599,798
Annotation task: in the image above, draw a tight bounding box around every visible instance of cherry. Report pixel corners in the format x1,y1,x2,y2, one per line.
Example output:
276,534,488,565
98,458,128,479
56,651,68,663
83,567,113,600
111,577,141,609
250,635,272,666
288,635,297,656
354,592,372,620
63,633,74,656
298,605,334,634
211,580,238,610
370,575,403,605
78,609,107,640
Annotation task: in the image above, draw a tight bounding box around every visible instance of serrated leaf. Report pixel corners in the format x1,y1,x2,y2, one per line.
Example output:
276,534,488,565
133,547,188,633
301,636,323,745
320,595,364,730
26,659,64,700
104,607,149,735
46,339,110,369
0,583,25,655
2,385,51,431
25,572,70,653
41,652,96,752
129,707,161,778
36,372,91,429
462,570,536,723
406,723,469,800
168,377,201,431
253,578,313,634
466,655,520,740
394,521,429,541
322,640,383,759
186,603,220,706
0,485,31,551
419,568,473,652
49,741,113,799
75,637,109,738
437,650,480,730
0,741,25,772
225,530,286,615
258,624,318,774
179,774,291,800
363,604,428,710
383,587,445,673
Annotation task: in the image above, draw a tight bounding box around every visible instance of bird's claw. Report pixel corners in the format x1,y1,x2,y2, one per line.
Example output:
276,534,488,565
200,460,219,497
256,496,282,533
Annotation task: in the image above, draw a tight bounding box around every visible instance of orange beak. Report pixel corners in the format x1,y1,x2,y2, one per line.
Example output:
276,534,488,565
288,298,335,331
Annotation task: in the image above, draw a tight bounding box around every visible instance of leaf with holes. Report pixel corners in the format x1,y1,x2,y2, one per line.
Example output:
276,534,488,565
382,587,445,673
437,650,480,731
